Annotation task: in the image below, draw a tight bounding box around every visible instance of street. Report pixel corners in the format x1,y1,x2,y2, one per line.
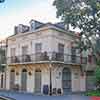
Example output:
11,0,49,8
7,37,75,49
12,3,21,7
0,91,90,100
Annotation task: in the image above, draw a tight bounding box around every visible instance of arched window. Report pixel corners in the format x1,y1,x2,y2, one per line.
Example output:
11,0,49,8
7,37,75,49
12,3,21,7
22,69,27,72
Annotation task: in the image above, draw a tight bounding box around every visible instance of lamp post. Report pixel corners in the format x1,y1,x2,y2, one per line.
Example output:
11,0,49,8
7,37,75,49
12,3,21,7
49,59,52,96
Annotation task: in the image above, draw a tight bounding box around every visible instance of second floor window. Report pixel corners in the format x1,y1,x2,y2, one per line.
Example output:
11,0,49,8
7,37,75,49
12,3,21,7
71,47,76,55
58,43,64,54
11,48,16,57
35,43,42,53
22,46,28,55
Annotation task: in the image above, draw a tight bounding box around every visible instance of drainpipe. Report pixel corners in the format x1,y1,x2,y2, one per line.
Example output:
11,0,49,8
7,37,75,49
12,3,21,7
5,38,8,89
49,60,52,96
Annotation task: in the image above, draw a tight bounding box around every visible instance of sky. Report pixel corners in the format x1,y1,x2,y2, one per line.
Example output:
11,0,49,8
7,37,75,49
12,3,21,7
0,0,59,40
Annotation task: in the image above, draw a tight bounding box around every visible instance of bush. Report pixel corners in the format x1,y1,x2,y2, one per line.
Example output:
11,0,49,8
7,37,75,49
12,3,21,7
94,66,100,90
85,90,100,96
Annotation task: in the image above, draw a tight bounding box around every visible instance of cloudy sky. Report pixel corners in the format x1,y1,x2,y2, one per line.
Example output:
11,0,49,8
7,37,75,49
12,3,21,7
0,0,59,40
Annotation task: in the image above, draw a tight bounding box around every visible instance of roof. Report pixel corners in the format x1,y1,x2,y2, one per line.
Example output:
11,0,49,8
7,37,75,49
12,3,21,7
7,20,77,39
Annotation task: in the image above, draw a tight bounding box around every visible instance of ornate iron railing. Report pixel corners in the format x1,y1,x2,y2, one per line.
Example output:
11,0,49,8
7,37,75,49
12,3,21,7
7,52,87,65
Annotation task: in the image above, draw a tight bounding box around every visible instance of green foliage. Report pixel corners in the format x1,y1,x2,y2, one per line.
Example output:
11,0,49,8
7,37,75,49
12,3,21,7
85,90,100,96
53,0,100,58
95,65,100,92
95,66,100,85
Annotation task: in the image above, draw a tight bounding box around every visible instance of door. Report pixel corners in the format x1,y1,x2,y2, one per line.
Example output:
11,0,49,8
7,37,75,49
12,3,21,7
1,74,3,88
11,48,16,63
58,43,64,61
22,46,28,62
62,68,71,94
35,69,41,93
10,69,15,90
86,71,95,90
21,69,27,91
71,47,76,63
35,43,42,61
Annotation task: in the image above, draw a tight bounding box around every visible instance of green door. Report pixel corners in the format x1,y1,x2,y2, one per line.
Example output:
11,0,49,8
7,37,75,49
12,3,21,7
86,71,95,90
62,68,71,94
21,69,27,91
10,69,15,90
35,69,41,93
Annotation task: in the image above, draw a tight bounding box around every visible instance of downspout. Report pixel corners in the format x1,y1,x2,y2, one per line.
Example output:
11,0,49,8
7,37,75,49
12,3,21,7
4,38,8,89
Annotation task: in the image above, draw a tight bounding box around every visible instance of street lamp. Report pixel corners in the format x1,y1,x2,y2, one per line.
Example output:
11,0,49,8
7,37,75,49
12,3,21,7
49,59,52,96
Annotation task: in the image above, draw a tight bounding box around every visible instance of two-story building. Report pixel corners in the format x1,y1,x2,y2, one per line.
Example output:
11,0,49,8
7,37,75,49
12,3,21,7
6,20,93,95
0,40,7,90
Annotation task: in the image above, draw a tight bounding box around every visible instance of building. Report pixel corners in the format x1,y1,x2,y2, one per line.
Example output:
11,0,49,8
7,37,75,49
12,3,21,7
0,40,7,89
6,20,95,95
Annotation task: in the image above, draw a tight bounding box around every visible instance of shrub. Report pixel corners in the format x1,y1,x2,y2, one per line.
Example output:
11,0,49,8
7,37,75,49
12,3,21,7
94,65,100,91
86,90,100,96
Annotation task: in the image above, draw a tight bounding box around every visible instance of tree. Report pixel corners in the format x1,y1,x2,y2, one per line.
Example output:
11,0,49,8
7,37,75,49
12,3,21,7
53,0,100,61
0,0,5,3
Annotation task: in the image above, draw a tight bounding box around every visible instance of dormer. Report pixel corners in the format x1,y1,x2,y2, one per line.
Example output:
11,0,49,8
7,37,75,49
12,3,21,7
29,20,36,31
18,24,24,33
29,19,44,31
14,24,29,34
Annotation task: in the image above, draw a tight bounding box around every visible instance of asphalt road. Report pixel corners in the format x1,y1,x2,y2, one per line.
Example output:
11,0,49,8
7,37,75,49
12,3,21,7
0,91,90,100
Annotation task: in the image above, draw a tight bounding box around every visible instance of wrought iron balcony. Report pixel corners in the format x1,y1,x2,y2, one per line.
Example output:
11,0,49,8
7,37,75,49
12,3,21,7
7,52,87,65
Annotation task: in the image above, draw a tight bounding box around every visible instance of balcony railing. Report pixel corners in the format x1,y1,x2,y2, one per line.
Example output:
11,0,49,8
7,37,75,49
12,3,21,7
7,52,87,65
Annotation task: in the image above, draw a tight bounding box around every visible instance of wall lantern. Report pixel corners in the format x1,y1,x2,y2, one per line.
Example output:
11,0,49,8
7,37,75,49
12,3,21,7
16,72,19,76
29,72,32,76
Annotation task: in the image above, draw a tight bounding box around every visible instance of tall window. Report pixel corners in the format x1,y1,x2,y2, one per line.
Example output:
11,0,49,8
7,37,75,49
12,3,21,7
11,48,16,57
58,43,64,61
22,46,28,55
35,43,42,53
71,47,76,55
35,43,42,61
71,47,76,63
58,43,64,54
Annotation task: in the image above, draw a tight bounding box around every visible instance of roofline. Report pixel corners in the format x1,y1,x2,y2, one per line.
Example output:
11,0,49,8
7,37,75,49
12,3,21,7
7,23,77,40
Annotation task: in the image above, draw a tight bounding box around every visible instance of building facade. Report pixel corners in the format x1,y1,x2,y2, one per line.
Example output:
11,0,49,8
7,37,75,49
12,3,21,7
6,20,95,95
0,40,7,90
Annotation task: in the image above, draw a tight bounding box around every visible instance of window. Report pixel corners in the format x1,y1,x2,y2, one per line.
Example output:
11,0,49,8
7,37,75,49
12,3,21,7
88,55,92,63
35,43,42,53
71,47,76,55
35,43,42,61
71,47,76,63
11,48,16,57
22,46,28,55
58,43,64,54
